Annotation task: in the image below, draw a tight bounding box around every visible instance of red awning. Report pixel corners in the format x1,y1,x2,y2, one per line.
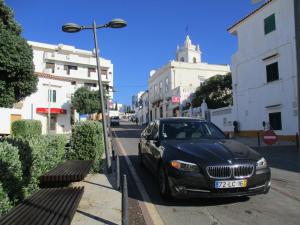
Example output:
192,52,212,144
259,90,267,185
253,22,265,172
36,108,66,114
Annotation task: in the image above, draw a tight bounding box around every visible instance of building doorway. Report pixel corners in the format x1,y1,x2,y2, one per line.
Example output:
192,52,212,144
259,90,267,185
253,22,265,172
49,115,57,133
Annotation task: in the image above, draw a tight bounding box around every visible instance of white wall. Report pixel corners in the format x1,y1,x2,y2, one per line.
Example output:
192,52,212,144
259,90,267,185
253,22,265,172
0,77,73,135
210,107,234,132
230,0,297,135
0,108,22,134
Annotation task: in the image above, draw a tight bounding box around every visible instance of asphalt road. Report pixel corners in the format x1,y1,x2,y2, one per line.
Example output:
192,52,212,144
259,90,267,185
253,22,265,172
112,121,300,225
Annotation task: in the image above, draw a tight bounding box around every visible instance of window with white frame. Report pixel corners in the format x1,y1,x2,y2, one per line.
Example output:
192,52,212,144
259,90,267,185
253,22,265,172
159,81,163,97
154,85,157,97
48,89,56,103
165,77,169,93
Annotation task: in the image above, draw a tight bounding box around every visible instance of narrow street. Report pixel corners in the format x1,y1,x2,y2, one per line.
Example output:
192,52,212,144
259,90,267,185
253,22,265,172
112,121,300,225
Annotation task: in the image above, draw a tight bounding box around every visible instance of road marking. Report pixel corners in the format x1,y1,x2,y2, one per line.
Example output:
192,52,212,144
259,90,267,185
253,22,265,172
113,129,165,225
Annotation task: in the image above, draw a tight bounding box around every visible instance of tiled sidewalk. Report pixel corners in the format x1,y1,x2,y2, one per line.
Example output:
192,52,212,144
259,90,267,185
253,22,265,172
71,171,121,225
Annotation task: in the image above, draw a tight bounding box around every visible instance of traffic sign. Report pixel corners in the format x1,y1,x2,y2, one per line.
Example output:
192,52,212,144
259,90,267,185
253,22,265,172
263,130,278,145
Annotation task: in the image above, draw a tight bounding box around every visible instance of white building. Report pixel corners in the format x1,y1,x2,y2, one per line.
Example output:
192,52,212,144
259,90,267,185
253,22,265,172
148,36,230,121
0,41,114,135
228,0,297,139
136,91,149,125
131,91,145,113
29,41,114,98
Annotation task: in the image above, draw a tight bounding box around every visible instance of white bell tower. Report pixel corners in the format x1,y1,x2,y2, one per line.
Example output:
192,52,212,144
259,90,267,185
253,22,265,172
176,35,202,63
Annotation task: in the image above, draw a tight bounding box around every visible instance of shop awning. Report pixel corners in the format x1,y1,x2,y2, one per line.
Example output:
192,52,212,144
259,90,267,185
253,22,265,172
36,108,66,114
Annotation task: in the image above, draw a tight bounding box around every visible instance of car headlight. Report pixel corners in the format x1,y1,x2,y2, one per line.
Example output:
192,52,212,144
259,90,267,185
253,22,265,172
170,160,199,172
256,157,267,170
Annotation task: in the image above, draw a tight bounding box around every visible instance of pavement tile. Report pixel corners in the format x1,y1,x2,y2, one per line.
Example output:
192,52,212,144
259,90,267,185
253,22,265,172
71,173,121,225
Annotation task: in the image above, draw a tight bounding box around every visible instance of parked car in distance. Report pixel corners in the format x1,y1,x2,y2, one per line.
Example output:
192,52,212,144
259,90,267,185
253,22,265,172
138,118,271,199
110,116,120,126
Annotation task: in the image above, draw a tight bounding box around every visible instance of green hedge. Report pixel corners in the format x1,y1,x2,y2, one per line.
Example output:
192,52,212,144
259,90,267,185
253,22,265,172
11,119,42,139
0,182,12,216
0,141,23,206
0,135,67,215
6,135,67,198
69,121,104,172
44,135,67,170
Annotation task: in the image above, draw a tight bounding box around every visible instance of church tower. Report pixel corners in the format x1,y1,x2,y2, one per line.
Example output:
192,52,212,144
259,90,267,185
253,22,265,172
176,35,202,63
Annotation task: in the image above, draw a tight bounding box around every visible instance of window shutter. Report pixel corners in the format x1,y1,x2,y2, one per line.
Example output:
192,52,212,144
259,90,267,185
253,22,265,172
264,14,276,34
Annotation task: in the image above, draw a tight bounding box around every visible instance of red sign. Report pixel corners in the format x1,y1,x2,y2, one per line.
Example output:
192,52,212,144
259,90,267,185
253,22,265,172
172,96,180,103
36,108,66,114
263,130,278,145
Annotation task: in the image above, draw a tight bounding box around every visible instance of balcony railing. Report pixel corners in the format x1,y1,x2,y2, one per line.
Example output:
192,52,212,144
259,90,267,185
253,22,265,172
44,52,96,66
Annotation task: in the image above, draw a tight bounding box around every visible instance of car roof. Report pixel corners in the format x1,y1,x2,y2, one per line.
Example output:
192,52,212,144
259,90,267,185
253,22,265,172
156,117,207,123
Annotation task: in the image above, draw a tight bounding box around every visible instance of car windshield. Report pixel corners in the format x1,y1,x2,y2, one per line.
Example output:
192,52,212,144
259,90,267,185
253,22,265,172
161,121,225,140
111,116,119,119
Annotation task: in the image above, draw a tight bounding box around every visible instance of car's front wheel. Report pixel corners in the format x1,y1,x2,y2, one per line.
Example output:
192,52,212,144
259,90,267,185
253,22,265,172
158,164,171,199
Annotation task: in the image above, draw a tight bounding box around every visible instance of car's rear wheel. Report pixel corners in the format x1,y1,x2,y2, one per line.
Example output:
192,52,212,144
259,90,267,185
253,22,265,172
158,164,171,199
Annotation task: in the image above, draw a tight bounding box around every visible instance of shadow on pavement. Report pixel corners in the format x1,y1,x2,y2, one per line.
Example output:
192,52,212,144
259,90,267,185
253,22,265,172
76,210,118,225
253,146,300,173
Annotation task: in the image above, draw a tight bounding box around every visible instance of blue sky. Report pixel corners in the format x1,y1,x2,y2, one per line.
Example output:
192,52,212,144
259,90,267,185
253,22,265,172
6,0,262,105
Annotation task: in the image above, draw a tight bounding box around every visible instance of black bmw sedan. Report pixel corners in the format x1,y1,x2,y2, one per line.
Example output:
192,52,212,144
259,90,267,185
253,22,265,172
138,118,271,199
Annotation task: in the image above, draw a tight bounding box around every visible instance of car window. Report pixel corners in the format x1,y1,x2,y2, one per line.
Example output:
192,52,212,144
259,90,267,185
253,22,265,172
161,121,224,140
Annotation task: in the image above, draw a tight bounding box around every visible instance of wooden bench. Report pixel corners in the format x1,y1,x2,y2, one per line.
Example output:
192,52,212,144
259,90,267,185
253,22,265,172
0,187,84,225
40,160,92,187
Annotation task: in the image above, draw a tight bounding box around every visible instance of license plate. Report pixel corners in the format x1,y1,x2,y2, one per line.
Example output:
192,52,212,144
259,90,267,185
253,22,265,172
215,180,247,189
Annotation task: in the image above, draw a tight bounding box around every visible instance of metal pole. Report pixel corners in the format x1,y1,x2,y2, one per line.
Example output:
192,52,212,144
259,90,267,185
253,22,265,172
92,21,111,173
294,0,300,151
48,82,51,134
257,132,260,147
116,154,120,190
122,174,128,225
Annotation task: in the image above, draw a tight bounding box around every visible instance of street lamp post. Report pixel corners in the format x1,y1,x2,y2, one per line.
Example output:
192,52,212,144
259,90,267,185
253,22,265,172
62,19,127,172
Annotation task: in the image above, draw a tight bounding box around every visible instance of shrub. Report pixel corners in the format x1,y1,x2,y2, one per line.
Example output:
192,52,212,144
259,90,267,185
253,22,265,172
0,182,12,216
8,137,47,197
11,119,42,139
0,141,23,204
69,121,104,172
44,135,67,170
7,135,67,198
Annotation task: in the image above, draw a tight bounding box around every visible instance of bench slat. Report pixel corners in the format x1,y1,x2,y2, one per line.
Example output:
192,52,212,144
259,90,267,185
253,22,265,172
0,187,84,225
40,160,92,187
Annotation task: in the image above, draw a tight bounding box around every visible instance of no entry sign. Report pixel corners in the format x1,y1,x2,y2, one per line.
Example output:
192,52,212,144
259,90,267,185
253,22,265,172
263,130,278,145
